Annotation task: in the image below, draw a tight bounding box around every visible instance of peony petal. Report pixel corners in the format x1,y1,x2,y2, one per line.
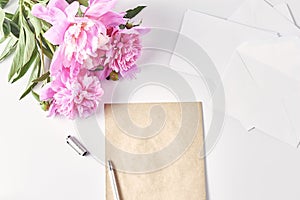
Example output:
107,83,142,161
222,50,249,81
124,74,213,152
31,4,53,24
69,62,81,78
48,7,67,25
80,5,87,13
40,84,55,101
126,26,151,35
99,11,126,27
32,5,67,25
85,0,116,19
47,102,58,117
51,77,65,92
96,66,112,80
44,21,70,45
65,1,80,20
48,0,69,11
50,46,64,76
89,0,112,6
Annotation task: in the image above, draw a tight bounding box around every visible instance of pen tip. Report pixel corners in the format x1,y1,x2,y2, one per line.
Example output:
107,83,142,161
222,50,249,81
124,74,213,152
108,160,113,170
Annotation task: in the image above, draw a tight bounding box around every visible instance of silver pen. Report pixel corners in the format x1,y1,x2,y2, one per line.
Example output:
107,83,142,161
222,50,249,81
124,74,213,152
66,135,88,156
108,160,121,200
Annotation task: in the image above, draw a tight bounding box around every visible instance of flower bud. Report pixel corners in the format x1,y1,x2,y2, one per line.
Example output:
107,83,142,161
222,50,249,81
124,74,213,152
40,101,50,111
126,23,133,29
109,71,119,81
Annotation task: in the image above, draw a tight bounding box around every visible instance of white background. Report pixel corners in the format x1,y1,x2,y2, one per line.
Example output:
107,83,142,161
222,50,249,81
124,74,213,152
1,0,300,199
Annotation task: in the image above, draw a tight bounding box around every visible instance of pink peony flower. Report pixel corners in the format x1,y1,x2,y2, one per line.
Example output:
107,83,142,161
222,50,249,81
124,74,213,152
85,0,125,27
32,0,125,77
32,0,77,45
99,27,150,79
32,0,124,44
61,17,109,70
40,70,104,119
33,0,149,119
32,0,125,72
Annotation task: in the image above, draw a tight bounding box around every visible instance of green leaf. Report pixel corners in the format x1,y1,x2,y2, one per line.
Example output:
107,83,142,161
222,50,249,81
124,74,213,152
3,19,10,36
31,90,40,102
78,0,88,7
9,20,19,38
40,34,54,55
12,49,38,83
0,36,17,61
5,12,13,20
124,6,146,19
28,53,41,83
19,55,41,100
8,27,25,81
41,46,53,59
91,65,104,71
11,10,18,24
41,20,51,32
0,8,4,38
19,82,37,100
8,14,36,82
21,16,35,65
32,71,50,83
0,0,9,9
119,24,126,29
28,12,42,36
0,18,12,44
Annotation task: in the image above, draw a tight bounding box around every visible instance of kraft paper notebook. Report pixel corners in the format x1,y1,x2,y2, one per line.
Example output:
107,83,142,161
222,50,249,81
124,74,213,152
105,102,206,200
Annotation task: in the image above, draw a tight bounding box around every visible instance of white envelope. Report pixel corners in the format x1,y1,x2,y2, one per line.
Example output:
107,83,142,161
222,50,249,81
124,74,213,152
227,0,300,146
273,3,295,23
169,3,300,147
169,9,278,77
238,51,300,98
283,92,300,146
237,36,300,82
228,0,300,37
236,37,300,147
213,51,299,147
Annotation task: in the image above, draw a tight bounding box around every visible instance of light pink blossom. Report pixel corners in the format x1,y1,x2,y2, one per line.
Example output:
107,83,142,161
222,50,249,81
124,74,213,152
61,17,109,71
40,70,104,119
33,0,149,119
32,0,125,71
32,0,76,45
100,27,150,78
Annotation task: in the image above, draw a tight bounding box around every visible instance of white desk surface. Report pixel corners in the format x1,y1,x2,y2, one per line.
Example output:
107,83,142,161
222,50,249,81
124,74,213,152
1,0,300,199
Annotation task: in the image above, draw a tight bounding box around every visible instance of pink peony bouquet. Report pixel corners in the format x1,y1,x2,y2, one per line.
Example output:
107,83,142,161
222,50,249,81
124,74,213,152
0,0,149,119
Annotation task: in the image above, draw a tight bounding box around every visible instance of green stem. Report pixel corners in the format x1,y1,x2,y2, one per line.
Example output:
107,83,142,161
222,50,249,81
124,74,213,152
19,0,24,16
39,36,45,74
47,41,55,54
40,30,55,54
